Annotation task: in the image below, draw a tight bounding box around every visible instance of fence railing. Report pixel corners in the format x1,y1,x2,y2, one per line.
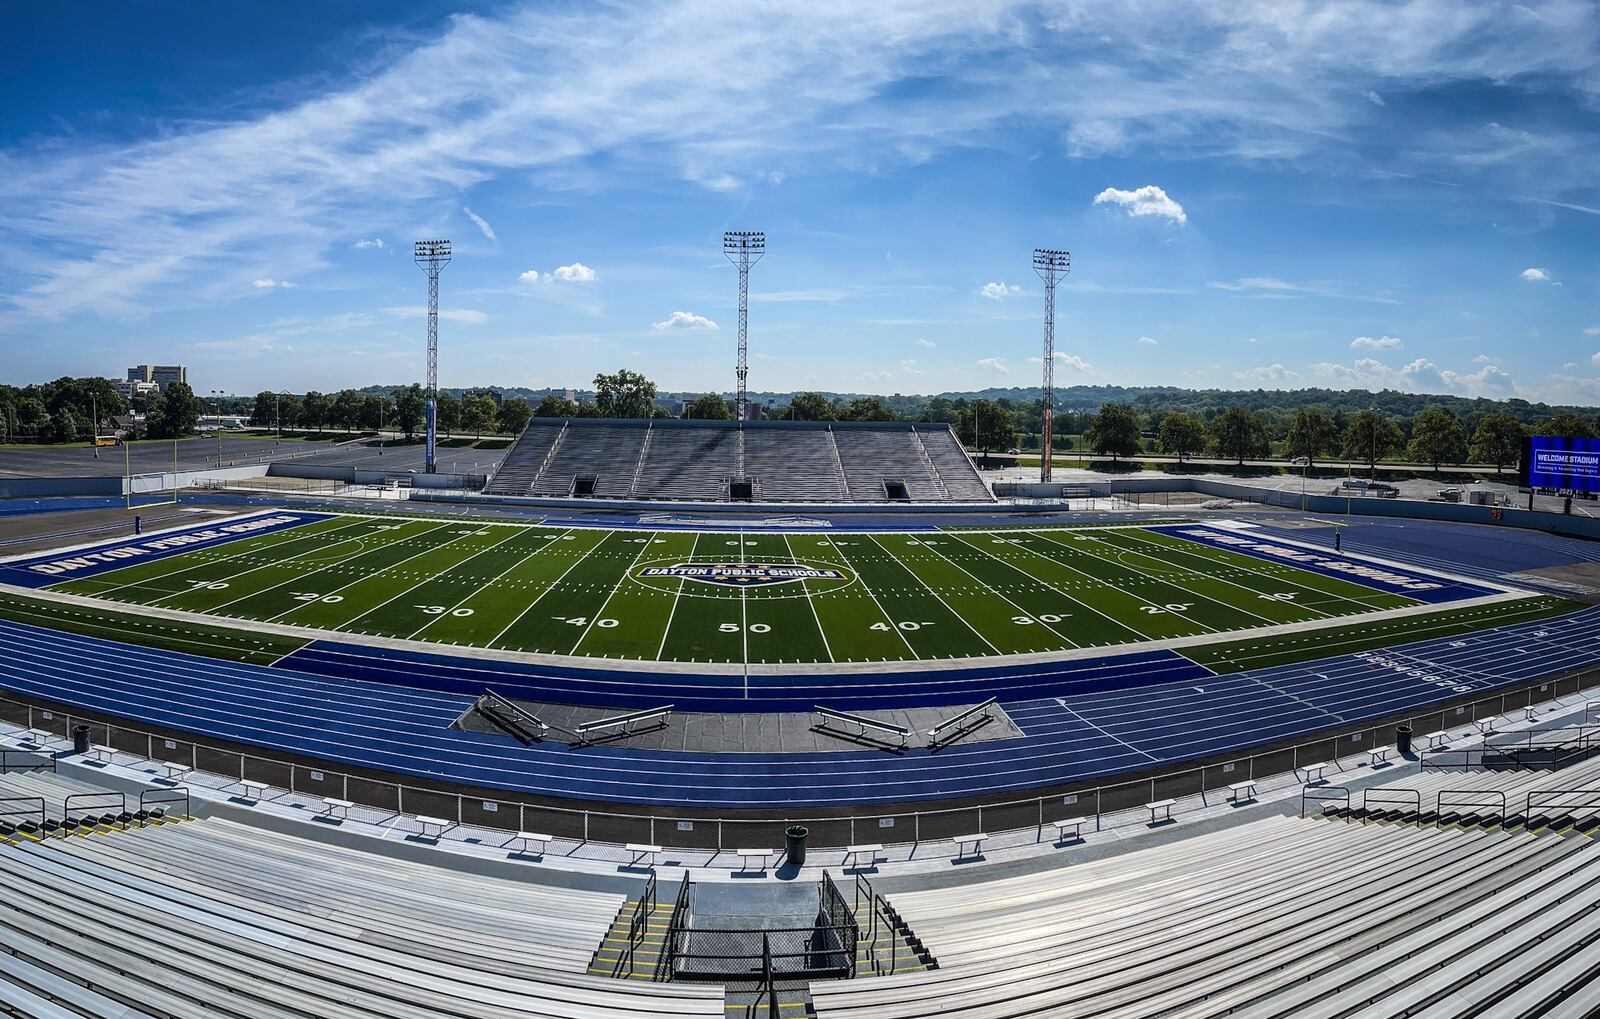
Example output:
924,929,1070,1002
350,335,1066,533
4,668,1598,853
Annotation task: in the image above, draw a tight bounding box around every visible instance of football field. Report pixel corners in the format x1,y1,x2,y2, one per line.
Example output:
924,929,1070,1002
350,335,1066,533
28,512,1485,665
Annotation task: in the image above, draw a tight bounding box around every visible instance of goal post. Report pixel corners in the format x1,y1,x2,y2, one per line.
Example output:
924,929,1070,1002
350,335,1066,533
125,436,180,509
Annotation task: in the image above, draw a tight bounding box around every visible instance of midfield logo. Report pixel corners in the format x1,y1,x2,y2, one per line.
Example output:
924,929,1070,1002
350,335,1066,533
637,562,850,587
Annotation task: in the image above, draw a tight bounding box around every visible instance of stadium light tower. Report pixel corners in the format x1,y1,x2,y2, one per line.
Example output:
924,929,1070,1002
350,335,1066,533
1032,248,1070,484
413,239,452,474
724,231,765,421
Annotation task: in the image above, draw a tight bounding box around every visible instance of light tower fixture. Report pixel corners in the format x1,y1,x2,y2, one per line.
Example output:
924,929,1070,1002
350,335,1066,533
723,230,765,421
413,239,452,474
1032,247,1070,484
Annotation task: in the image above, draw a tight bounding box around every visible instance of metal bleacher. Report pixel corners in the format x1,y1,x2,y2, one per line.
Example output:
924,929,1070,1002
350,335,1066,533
483,418,993,504
0,769,724,1018
810,813,1600,1018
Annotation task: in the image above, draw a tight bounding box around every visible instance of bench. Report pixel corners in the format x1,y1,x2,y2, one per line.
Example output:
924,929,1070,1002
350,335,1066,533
507,831,552,856
478,689,549,744
1300,761,1331,784
953,832,988,859
25,730,51,748
1525,705,1539,722
926,697,998,749
814,706,909,749
1146,799,1176,823
1368,746,1392,767
735,847,775,872
320,797,353,821
234,780,270,803
1472,716,1501,736
626,843,661,868
88,745,116,765
159,762,192,782
1051,817,1088,843
844,844,883,869
1227,780,1258,803
1420,729,1449,750
415,815,454,840
574,706,674,745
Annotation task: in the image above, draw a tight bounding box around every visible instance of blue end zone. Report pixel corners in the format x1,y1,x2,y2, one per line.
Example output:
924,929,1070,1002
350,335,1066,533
0,510,334,589
1143,523,1500,603
276,641,1214,714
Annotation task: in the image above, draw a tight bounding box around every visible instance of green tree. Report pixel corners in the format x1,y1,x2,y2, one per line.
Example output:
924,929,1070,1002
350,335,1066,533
1541,410,1594,440
15,396,48,439
683,393,734,420
249,391,276,428
148,382,200,438
1469,412,1525,473
394,384,425,441
301,391,333,433
359,395,389,432
534,395,579,418
497,397,533,435
1341,410,1404,473
1407,406,1467,471
1157,411,1207,459
960,398,1013,466
435,392,462,436
461,394,498,437
49,407,79,444
1209,407,1271,466
333,389,364,432
787,392,837,421
1086,403,1142,460
276,394,302,431
841,396,897,422
1283,408,1338,468
592,368,656,419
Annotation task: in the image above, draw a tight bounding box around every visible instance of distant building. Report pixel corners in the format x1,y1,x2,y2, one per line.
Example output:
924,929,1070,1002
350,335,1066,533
111,378,161,401
126,365,187,391
463,387,503,407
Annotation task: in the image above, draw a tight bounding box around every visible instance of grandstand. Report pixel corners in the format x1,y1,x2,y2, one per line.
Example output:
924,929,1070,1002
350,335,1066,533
482,418,994,503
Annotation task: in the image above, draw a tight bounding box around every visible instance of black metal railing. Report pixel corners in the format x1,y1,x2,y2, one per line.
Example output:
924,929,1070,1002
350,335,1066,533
0,796,45,834
1435,790,1507,827
1525,789,1600,829
1361,787,1422,827
0,747,55,773
62,791,126,827
1300,785,1350,819
656,872,693,981
620,871,657,977
140,787,191,821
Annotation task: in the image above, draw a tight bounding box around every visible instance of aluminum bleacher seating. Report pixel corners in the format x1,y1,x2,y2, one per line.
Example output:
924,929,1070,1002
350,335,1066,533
477,419,994,504
810,814,1600,1018
0,770,724,1018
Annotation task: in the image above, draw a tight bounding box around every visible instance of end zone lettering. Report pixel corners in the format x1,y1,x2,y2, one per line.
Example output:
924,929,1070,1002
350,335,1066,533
26,514,303,576
1176,528,1443,593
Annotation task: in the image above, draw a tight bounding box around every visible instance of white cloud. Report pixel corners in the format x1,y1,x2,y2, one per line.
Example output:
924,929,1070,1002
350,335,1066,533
1210,278,1399,304
1592,352,1600,366
1233,363,1299,385
552,262,596,283
975,357,1009,375
252,278,292,289
1363,90,1385,106
463,206,496,241
652,310,718,331
899,358,925,375
383,305,488,324
1028,351,1092,372
980,281,1021,300
1093,185,1186,225
1351,335,1402,350
861,369,893,383
1137,336,1157,345
1310,355,1516,397
1585,326,1600,336
1519,267,1552,282
916,338,936,349
352,238,385,250
1439,363,1516,398
518,270,542,284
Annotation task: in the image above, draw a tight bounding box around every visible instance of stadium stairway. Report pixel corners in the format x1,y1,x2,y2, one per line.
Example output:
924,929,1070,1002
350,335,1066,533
808,814,1600,1018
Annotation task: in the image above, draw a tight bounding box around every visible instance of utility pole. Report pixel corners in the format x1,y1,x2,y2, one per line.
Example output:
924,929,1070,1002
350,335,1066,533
1032,248,1070,483
414,239,452,473
724,231,765,421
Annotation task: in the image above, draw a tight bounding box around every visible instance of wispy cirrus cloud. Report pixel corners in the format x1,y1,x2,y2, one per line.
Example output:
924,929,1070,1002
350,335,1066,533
1208,277,1401,304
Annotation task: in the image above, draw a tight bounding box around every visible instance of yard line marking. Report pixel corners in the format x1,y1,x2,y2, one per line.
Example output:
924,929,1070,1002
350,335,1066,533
262,522,475,624
811,536,919,659
570,530,659,656
1053,699,1161,762
1028,529,1223,635
334,525,533,639
943,531,1146,642
861,533,1000,657
199,520,454,614
487,531,613,647
781,532,836,664
911,537,1079,650
740,531,750,697
1078,530,1309,626
1117,528,1374,617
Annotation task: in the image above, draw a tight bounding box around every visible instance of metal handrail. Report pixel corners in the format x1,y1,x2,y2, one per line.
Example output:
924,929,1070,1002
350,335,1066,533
656,872,692,982
0,796,45,833
1361,787,1422,827
0,747,56,773
1435,789,1507,828
1300,785,1351,819
1525,789,1600,828
620,870,657,977
140,787,190,821
62,791,126,827
478,690,551,745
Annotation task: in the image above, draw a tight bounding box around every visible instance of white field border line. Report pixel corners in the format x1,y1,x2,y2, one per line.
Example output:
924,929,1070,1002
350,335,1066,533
0,575,1546,680
337,525,529,637
860,533,1002,657
409,527,576,642
88,515,380,603
909,535,1078,651
1088,530,1341,622
781,532,835,664
652,533,695,662
295,508,561,530
814,535,920,659
569,531,660,657
1025,530,1225,636
486,529,615,648
1066,531,1288,628
0,508,316,569
197,519,453,615
943,530,1197,644
1191,518,1527,596
258,521,465,624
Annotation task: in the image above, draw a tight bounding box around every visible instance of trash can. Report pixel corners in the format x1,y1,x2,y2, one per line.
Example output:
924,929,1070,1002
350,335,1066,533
72,725,90,756
785,825,808,866
1396,725,1413,757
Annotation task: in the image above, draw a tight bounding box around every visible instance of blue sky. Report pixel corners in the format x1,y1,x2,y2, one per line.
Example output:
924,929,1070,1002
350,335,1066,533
3,1,1598,403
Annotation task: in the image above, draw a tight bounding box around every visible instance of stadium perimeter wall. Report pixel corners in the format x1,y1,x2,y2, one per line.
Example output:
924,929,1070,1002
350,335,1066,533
267,462,487,489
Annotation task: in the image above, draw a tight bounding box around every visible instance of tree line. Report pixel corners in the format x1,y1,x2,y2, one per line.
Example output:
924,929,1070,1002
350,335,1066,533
0,377,201,442
247,385,534,441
